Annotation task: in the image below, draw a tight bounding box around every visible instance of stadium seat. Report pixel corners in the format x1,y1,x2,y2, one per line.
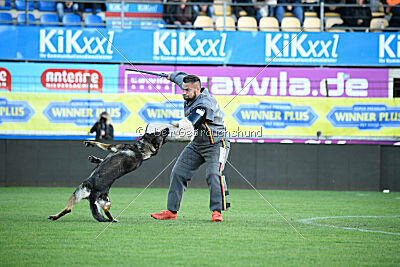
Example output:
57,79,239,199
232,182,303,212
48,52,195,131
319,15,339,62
281,17,301,32
237,16,257,31
304,11,318,17
369,18,388,32
303,17,321,32
213,0,231,16
193,15,214,30
324,12,341,17
83,8,102,13
37,1,56,12
62,14,81,27
372,12,385,18
283,12,294,17
15,0,34,11
0,0,12,10
84,14,104,27
16,13,36,26
325,17,345,32
259,17,279,31
215,16,236,31
0,12,13,25
40,13,59,26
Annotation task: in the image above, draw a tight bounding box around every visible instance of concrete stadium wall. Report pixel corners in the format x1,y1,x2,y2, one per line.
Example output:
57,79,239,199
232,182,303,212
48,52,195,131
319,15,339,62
0,139,398,191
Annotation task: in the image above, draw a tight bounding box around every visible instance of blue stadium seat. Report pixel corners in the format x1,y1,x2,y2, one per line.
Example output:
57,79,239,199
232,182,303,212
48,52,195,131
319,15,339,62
40,13,59,26
0,12,13,25
0,0,12,10
83,8,102,13
16,13,36,26
15,0,34,11
62,14,81,27
84,14,103,27
37,1,56,12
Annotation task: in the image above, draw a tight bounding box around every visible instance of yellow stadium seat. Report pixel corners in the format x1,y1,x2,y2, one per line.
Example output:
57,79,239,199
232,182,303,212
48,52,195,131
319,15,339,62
305,11,318,17
372,12,385,18
369,18,388,32
281,17,301,32
303,17,321,32
213,0,232,16
325,17,345,32
284,12,294,17
259,17,280,32
237,16,258,31
324,12,341,17
193,15,214,30
215,16,236,31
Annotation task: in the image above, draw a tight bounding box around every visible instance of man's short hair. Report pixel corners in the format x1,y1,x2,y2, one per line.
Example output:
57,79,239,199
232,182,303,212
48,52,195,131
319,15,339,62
183,75,201,85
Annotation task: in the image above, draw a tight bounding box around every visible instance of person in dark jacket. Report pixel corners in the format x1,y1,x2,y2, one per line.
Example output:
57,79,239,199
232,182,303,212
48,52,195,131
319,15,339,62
340,0,372,30
90,112,114,141
163,0,194,27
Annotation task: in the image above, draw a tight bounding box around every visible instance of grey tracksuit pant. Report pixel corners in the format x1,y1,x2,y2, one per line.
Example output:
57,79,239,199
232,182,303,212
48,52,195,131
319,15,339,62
167,140,230,212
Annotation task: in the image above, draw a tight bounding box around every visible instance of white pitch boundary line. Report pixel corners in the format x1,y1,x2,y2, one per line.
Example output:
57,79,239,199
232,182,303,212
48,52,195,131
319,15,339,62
298,215,400,236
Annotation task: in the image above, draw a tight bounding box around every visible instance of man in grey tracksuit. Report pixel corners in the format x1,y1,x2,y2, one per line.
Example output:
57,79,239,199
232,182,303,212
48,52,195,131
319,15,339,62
151,72,230,222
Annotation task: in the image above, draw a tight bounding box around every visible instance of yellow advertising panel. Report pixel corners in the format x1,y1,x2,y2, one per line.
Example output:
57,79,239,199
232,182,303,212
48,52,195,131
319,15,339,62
0,93,399,141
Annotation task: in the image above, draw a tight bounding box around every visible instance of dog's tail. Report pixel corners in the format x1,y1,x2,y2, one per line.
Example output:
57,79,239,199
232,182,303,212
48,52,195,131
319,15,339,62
89,197,110,222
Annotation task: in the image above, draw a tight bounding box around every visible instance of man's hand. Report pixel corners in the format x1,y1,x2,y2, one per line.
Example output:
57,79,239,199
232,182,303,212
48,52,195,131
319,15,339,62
66,1,73,8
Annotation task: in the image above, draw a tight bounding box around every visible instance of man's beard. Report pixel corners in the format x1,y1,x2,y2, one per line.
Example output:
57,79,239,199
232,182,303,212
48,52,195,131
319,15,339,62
183,95,195,101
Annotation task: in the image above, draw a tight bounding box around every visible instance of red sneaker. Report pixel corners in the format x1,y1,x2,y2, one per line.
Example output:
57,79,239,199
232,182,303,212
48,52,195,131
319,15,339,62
212,211,223,222
150,210,177,220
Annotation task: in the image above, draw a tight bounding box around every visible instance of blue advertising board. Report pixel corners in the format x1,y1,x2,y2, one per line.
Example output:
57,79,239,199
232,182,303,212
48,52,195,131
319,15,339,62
42,99,130,126
327,104,400,130
232,102,318,129
0,26,399,66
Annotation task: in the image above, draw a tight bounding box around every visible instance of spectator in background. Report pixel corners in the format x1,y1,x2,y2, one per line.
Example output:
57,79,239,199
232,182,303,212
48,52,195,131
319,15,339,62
163,0,194,28
339,0,372,30
90,112,114,141
387,0,400,27
56,1,79,21
320,0,344,15
274,0,304,24
302,0,319,13
255,0,277,21
192,0,214,18
232,0,256,18
80,0,106,15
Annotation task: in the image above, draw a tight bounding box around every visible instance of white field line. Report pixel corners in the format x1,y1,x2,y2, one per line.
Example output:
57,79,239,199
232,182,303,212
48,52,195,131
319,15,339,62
298,215,400,236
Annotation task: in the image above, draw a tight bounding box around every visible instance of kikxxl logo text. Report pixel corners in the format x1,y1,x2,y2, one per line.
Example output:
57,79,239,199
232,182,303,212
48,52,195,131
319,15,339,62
39,29,114,59
41,69,103,92
0,68,11,91
265,33,339,63
153,31,227,61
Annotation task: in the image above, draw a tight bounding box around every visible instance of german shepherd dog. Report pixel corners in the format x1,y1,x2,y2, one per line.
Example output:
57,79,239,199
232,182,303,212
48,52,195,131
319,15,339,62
48,129,169,222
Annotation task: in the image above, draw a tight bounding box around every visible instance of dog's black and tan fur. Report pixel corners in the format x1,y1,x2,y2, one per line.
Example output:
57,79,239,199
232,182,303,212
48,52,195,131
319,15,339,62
48,129,169,222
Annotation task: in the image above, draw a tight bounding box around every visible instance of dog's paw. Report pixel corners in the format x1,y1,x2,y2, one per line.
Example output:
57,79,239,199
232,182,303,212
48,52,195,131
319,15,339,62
84,141,94,147
112,218,119,223
48,215,58,221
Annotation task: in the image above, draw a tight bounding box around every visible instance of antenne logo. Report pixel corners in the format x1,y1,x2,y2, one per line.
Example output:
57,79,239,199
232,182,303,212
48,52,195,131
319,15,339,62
0,68,11,92
232,102,318,129
39,29,114,60
265,33,339,63
42,99,130,126
0,97,35,124
138,100,184,124
41,69,103,92
153,31,227,61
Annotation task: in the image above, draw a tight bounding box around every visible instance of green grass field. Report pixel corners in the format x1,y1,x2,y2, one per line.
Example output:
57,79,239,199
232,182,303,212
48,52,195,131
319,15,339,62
0,187,399,266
